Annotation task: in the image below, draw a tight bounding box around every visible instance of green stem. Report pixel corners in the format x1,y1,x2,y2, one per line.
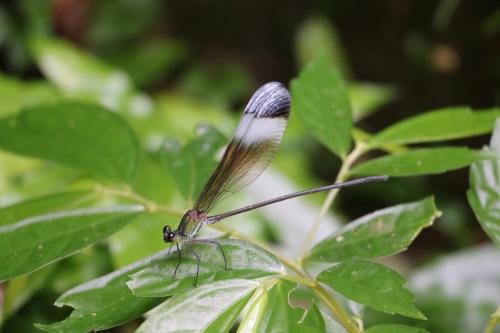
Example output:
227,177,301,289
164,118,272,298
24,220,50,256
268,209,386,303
96,185,185,216
483,306,500,333
313,284,361,333
281,274,317,288
298,143,366,261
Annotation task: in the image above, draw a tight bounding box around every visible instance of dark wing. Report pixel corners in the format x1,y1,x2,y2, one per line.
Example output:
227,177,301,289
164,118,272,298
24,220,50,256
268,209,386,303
193,82,291,213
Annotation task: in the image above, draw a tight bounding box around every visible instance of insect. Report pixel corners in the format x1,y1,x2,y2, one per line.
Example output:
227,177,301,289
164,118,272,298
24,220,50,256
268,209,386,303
163,82,388,285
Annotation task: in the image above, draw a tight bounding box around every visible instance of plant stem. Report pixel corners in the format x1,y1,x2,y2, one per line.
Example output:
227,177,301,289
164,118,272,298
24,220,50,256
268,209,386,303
312,284,361,333
281,274,317,288
298,144,366,261
483,306,500,333
96,185,185,216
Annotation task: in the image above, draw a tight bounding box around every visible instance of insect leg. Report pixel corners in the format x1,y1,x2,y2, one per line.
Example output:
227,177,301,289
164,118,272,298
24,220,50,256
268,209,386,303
191,247,201,287
194,239,228,270
173,242,182,280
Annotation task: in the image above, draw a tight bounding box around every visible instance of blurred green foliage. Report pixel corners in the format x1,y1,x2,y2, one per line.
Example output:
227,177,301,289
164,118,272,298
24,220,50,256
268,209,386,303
0,1,499,333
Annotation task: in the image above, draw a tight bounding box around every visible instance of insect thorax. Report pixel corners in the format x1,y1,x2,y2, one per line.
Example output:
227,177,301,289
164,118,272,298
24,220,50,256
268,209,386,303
177,209,208,238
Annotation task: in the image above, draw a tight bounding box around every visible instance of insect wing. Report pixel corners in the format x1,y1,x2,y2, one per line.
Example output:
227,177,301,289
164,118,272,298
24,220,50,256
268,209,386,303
193,82,291,213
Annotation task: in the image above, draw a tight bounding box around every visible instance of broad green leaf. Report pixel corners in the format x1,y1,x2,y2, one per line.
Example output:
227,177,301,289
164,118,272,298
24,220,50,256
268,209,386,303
350,147,494,177
30,37,153,116
36,249,166,333
127,239,285,297
294,16,350,76
161,124,227,202
468,119,500,246
136,279,258,333
371,107,500,147
348,83,396,121
468,190,500,246
291,52,352,159
365,324,429,333
0,204,144,280
0,74,57,116
256,280,325,333
318,261,425,319
0,191,95,227
305,197,439,263
0,101,140,183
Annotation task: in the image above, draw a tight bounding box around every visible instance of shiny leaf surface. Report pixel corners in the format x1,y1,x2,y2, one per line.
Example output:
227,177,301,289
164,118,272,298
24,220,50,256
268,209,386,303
371,107,500,146
350,147,494,177
318,261,425,319
36,249,167,333
136,279,257,333
127,239,285,297
0,201,143,280
306,197,439,263
468,120,500,246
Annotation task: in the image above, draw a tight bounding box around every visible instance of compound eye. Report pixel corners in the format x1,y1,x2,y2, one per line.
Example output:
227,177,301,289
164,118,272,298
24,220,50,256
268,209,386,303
163,225,173,242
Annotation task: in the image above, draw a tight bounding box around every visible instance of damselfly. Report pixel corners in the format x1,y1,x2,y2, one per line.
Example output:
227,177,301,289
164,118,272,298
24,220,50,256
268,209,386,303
163,82,388,285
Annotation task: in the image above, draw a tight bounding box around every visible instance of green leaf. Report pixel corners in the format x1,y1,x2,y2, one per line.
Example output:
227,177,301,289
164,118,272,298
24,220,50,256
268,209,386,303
350,147,494,177
365,324,430,333
136,279,258,333
305,197,439,263
0,203,143,281
0,101,140,183
127,239,285,297
0,191,95,227
161,124,227,202
371,107,500,147
294,16,350,76
255,280,325,333
348,83,396,121
35,249,165,333
318,260,426,319
0,74,58,116
468,119,500,246
291,52,352,159
30,37,153,116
